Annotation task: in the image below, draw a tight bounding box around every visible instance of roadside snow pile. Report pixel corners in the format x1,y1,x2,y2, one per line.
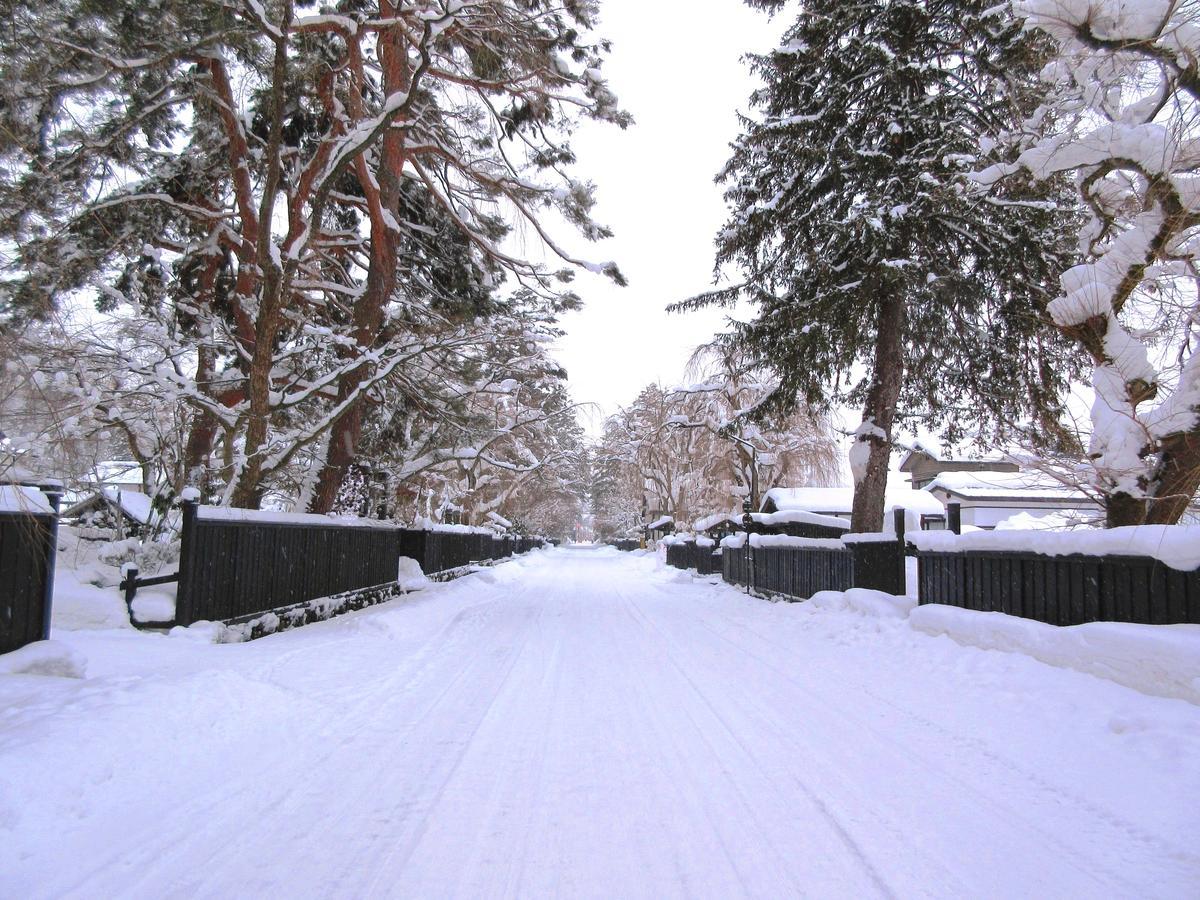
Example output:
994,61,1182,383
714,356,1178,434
130,590,175,625
806,589,916,619
51,567,131,630
0,641,86,678
397,556,431,591
908,525,1200,571
911,605,1200,705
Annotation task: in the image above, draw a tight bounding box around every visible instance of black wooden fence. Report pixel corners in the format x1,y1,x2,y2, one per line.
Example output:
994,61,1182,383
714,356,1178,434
0,487,61,655
175,504,404,626
916,549,1200,625
170,502,543,627
720,541,857,598
665,540,721,575
712,510,907,600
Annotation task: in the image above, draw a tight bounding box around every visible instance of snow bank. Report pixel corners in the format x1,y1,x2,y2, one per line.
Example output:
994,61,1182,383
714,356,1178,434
0,640,86,679
908,525,1200,571
911,605,1200,705
51,568,131,631
131,590,176,625
807,589,916,619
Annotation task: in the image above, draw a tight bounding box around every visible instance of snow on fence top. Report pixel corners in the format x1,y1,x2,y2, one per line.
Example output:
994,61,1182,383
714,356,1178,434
908,525,1200,572
413,518,497,535
720,532,850,551
0,485,53,514
753,509,850,531
197,506,399,529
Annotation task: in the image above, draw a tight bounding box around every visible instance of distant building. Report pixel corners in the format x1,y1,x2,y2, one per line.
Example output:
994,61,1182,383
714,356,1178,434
89,461,146,495
760,485,946,532
923,470,1101,530
63,488,157,540
898,444,1018,489
644,515,674,542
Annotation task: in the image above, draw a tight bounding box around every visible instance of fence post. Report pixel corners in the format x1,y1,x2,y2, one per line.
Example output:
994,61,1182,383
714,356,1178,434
947,502,962,535
39,483,62,641
175,494,200,625
121,565,139,613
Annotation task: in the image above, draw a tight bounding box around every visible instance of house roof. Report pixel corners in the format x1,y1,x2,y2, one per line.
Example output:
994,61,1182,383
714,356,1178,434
646,515,674,530
896,440,1012,472
486,511,514,529
90,460,144,486
64,488,155,525
762,485,944,516
925,469,1092,502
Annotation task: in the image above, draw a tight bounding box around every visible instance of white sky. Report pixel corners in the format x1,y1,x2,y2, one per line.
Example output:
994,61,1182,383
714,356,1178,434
547,0,787,433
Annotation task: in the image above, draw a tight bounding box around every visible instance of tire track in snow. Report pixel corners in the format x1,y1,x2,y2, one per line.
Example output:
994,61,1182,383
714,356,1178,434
617,585,901,899
42,578,523,898
636,580,1179,895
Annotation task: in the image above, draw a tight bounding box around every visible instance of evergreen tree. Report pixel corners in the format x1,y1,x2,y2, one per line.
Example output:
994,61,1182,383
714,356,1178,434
677,0,1079,531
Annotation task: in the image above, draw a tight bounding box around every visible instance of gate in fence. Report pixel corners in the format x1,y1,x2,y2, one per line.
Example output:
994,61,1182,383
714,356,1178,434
0,484,62,655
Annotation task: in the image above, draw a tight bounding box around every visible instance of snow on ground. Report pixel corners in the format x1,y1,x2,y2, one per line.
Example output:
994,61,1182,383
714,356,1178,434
2,546,1199,897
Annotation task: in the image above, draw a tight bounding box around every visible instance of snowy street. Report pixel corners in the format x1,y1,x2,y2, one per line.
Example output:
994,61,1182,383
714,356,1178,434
3,545,1199,898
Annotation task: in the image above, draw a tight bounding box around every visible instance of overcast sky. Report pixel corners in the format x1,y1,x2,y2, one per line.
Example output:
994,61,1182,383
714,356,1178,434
547,0,787,433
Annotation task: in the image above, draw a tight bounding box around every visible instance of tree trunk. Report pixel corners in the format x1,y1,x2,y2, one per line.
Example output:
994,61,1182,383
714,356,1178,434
1145,430,1200,524
850,291,905,533
308,14,408,513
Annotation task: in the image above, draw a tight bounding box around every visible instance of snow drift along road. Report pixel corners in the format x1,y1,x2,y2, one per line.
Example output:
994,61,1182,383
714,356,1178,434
2,545,1198,898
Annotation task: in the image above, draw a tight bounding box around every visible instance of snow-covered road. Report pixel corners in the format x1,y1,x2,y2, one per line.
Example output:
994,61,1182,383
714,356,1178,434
3,546,1199,898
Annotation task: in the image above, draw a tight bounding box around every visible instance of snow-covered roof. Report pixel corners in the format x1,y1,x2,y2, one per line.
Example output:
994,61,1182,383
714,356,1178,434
90,460,144,486
692,512,740,533
486,511,514,529
646,515,674,530
65,488,156,525
896,439,1012,471
925,470,1091,502
762,486,944,516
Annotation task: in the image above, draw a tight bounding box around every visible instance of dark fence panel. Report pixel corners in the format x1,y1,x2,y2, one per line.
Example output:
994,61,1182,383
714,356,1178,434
721,540,857,599
0,499,59,655
916,550,1200,626
175,504,403,626
399,530,540,577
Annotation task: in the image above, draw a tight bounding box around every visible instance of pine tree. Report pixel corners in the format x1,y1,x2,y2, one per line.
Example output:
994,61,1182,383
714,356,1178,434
0,1,627,510
677,0,1079,531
